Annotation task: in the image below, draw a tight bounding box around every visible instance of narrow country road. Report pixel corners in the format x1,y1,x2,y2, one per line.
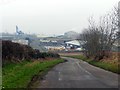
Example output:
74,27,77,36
36,57,119,88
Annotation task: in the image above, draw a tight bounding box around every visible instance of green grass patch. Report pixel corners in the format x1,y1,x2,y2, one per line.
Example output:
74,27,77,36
2,59,64,88
65,55,119,74
89,60,119,73
0,67,2,90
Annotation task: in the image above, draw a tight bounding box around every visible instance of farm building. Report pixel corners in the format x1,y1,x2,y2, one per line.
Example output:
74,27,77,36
65,40,83,51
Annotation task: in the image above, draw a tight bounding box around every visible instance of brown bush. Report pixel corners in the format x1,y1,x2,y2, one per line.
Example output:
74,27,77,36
2,40,60,65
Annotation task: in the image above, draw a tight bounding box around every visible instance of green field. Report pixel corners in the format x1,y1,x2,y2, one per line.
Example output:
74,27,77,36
65,55,119,74
2,59,64,88
0,68,2,90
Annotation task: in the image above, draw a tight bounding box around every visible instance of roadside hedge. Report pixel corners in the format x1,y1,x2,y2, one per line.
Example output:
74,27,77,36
2,40,60,65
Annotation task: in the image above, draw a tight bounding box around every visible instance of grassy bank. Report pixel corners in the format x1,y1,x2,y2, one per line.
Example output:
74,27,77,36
65,55,119,74
2,59,64,88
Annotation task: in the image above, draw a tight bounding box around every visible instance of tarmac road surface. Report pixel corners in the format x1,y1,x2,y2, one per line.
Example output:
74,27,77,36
36,57,119,88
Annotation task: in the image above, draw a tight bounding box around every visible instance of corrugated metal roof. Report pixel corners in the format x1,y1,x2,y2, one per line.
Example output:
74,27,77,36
65,40,80,46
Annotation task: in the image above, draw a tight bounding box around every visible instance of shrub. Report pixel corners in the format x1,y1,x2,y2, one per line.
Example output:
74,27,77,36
2,40,60,65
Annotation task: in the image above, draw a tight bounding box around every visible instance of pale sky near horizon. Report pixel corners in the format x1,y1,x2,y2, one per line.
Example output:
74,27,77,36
0,0,119,36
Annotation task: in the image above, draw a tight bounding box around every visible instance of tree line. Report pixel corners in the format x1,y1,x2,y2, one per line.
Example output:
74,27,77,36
79,6,119,60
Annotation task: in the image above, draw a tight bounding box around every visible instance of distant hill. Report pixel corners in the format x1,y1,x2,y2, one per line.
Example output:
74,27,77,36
57,31,79,40
64,31,79,39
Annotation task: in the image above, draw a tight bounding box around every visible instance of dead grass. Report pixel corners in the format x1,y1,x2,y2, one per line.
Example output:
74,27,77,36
59,52,82,56
101,52,119,66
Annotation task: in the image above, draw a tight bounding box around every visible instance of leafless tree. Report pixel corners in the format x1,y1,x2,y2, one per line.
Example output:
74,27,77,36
80,6,119,60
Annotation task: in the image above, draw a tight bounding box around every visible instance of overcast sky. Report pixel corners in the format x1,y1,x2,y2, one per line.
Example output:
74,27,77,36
0,0,119,35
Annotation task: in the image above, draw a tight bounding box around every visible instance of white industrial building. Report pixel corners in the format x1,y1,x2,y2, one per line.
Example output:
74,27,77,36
65,40,83,51
12,39,29,45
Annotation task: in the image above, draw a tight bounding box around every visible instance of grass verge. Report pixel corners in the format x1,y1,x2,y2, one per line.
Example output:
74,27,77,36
65,55,119,74
2,59,64,88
